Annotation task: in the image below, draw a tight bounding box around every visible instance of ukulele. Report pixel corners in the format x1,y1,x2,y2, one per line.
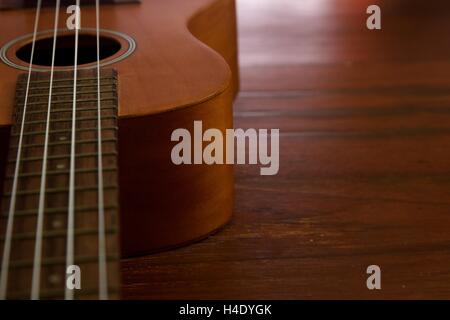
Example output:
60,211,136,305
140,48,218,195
0,0,238,299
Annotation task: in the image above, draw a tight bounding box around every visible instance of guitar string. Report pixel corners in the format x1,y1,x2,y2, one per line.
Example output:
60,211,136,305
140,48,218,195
0,0,43,300
31,0,61,300
65,0,81,300
96,0,108,300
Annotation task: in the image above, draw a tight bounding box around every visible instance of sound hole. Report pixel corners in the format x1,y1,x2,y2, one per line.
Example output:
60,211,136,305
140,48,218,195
15,33,122,67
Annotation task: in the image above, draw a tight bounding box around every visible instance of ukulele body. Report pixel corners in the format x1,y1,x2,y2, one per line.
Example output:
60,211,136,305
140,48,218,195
0,0,239,257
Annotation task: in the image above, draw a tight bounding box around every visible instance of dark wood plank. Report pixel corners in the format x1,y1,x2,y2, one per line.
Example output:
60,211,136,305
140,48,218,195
122,0,450,299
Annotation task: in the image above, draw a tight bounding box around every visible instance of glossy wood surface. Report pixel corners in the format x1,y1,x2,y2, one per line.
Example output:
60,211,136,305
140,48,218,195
122,0,450,299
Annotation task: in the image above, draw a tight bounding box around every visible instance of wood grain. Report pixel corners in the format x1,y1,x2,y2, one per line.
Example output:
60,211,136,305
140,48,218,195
122,0,450,299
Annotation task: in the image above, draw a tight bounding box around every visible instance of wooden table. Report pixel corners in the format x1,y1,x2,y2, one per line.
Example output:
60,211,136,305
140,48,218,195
122,0,450,299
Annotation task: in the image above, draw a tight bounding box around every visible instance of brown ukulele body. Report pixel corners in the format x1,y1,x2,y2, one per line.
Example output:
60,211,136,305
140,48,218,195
0,0,239,257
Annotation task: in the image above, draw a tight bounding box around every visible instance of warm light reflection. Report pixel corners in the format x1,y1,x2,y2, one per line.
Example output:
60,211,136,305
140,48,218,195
237,0,340,67
238,0,333,15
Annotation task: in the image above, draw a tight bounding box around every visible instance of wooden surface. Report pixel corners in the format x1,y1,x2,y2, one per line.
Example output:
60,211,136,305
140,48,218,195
122,0,450,299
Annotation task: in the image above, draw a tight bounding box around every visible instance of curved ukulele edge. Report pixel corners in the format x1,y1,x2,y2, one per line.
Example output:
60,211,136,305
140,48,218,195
187,0,240,99
117,86,235,257
117,0,239,120
117,0,238,257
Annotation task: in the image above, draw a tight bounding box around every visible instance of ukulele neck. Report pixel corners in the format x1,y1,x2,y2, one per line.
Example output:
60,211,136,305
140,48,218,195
0,68,120,299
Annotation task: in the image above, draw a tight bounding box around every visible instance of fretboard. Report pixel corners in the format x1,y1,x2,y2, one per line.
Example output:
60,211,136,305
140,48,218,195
0,69,120,299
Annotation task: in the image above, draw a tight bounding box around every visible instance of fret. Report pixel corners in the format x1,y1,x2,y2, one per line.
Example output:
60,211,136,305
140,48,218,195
8,287,120,300
0,205,118,218
13,105,117,119
0,69,120,299
5,167,117,179
17,91,117,102
10,125,117,139
15,97,118,107
7,287,120,300
3,184,118,197
11,126,118,137
14,116,117,127
17,90,117,99
0,228,118,242
8,151,117,163
20,116,116,126
8,255,119,269
16,82,117,92
15,92,117,103
14,107,117,118
16,75,115,86
10,138,116,150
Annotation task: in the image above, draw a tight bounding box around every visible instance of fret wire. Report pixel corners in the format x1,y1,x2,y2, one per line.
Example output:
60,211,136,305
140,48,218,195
11,126,118,137
16,82,116,92
8,255,119,269
4,184,117,197
1,205,118,218
10,138,116,149
14,104,117,117
8,151,117,163
5,167,116,179
17,89,116,99
0,228,117,242
16,75,116,86
15,97,117,107
16,115,116,126
8,287,120,300
15,106,117,116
